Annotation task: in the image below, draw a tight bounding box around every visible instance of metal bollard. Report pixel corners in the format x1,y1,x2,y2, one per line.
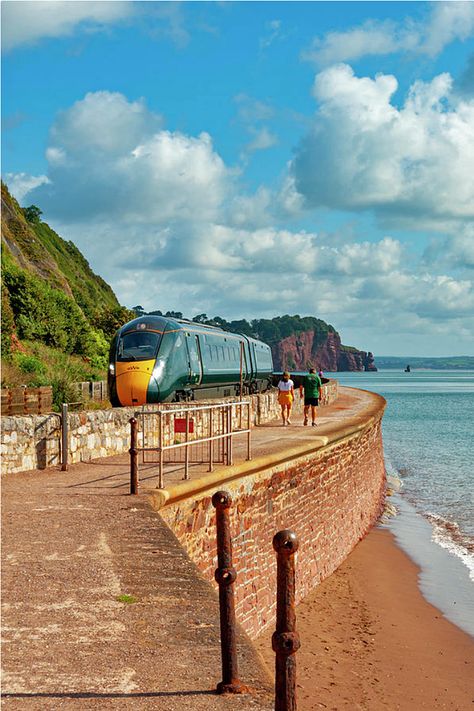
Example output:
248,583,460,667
129,417,138,495
61,403,68,471
212,491,245,694
272,530,300,711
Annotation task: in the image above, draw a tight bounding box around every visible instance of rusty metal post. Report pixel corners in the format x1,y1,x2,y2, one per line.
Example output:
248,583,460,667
227,406,233,466
158,410,164,489
129,417,138,495
221,406,227,464
61,403,68,471
247,402,251,461
184,409,190,480
212,491,245,695
272,530,300,711
239,341,243,397
208,409,214,472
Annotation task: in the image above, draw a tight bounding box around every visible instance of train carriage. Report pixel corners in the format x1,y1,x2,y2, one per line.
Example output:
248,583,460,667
108,316,273,406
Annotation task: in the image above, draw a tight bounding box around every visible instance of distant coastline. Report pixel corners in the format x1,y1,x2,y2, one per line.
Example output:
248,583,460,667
375,356,474,370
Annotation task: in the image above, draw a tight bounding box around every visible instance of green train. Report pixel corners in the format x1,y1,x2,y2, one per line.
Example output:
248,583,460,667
108,315,273,406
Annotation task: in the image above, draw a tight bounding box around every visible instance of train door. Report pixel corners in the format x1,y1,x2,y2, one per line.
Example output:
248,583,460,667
249,342,257,379
185,333,203,385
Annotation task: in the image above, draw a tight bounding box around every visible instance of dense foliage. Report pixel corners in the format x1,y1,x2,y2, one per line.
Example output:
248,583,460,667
1,183,132,400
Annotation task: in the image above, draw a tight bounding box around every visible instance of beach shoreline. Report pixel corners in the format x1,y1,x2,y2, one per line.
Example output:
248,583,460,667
255,526,474,711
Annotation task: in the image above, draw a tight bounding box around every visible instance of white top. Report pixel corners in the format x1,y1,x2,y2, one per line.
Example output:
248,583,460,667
278,379,294,391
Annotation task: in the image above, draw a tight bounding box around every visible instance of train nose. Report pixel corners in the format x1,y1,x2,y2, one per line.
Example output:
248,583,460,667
115,360,155,406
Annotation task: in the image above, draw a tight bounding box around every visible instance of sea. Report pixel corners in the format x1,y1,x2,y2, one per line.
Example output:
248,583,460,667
332,369,474,637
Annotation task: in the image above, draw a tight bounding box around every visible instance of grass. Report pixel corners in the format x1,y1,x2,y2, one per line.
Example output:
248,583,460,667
1,340,108,410
116,594,137,604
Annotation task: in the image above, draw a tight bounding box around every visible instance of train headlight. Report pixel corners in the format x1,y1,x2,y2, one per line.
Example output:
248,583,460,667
109,364,115,375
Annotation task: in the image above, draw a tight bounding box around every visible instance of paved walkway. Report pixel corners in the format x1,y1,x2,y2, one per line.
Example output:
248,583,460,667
1,387,380,710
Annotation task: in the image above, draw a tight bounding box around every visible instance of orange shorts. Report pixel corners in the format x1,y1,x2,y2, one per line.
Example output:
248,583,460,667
278,392,293,406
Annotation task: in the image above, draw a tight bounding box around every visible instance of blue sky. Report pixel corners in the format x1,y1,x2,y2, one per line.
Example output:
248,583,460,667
2,1,474,356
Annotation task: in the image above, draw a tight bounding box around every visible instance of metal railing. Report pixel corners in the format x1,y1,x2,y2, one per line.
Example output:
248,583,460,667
130,400,252,491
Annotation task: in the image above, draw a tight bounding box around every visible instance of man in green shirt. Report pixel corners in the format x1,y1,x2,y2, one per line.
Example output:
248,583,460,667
300,367,322,426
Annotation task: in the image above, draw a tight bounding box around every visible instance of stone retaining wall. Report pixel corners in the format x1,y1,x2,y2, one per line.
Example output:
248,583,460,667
159,398,386,639
1,382,338,474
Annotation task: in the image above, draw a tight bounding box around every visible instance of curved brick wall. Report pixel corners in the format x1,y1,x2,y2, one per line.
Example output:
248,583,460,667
158,393,386,639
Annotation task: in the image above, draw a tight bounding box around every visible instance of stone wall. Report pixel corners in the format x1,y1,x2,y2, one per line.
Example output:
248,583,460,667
1,382,338,474
158,400,385,639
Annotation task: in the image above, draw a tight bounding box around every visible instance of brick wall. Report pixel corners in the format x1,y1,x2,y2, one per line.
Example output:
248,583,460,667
159,407,386,639
1,382,338,474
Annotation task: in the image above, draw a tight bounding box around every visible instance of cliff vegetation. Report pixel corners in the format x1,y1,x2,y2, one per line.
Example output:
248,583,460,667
1,183,134,406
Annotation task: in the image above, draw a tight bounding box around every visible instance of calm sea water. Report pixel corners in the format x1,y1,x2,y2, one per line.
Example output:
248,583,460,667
332,370,474,582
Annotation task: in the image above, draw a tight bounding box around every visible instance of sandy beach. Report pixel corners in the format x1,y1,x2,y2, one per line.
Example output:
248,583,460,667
255,527,474,711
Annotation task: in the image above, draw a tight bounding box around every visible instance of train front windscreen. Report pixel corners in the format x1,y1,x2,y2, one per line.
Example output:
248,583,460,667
117,330,161,362
114,329,162,405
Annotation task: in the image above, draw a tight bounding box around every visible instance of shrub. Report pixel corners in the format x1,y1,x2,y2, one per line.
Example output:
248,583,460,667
13,353,46,376
1,283,15,355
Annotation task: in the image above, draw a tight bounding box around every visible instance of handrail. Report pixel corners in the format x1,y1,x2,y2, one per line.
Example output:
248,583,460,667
131,400,252,492
139,400,250,416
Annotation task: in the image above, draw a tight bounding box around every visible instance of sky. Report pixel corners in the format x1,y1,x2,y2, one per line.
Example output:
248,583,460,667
2,1,474,357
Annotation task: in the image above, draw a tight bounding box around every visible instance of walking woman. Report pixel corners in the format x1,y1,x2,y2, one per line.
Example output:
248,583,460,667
277,371,295,425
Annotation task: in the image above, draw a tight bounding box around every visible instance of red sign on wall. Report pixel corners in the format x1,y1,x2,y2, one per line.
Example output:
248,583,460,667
174,417,194,434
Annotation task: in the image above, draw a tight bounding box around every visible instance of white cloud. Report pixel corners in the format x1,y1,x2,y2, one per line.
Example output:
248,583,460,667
8,87,473,356
421,1,474,57
1,1,133,52
291,65,474,221
259,19,284,50
27,91,229,223
5,172,50,202
229,187,273,229
302,19,412,66
234,94,274,123
244,126,278,154
303,1,474,65
424,223,474,271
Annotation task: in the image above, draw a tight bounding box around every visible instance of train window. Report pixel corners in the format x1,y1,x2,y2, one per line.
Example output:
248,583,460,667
117,331,161,362
207,344,213,361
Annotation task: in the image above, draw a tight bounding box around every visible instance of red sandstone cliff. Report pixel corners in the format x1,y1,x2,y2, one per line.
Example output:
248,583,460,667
272,331,376,372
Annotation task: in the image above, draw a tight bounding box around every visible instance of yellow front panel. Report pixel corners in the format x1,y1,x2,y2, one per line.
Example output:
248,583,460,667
115,360,155,406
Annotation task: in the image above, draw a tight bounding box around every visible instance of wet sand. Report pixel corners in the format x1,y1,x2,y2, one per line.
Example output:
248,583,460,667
255,527,474,711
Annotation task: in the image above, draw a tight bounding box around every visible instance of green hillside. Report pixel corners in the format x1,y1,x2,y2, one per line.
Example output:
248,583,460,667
1,183,133,405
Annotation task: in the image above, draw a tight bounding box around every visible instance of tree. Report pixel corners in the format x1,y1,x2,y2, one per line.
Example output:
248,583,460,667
165,311,183,319
22,205,43,223
92,305,135,339
192,313,208,323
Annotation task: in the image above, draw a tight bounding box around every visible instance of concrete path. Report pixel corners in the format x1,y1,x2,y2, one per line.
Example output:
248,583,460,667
1,472,273,709
1,386,380,709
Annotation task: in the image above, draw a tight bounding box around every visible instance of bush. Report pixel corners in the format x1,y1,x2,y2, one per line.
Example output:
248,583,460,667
1,283,15,355
3,263,90,352
13,353,46,376
82,328,109,370
51,375,79,410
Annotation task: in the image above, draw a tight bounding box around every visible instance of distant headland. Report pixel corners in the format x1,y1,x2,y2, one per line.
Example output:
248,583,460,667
376,356,474,370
